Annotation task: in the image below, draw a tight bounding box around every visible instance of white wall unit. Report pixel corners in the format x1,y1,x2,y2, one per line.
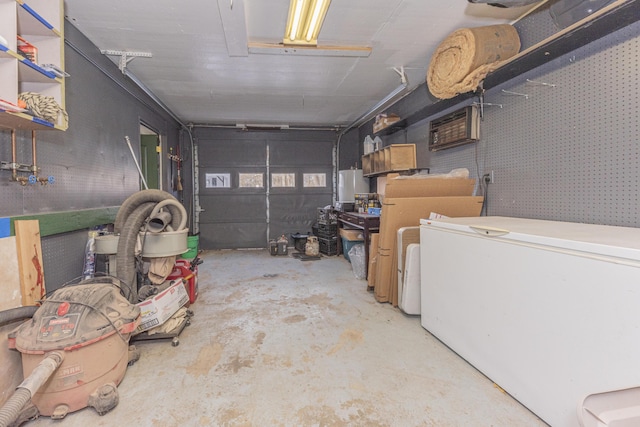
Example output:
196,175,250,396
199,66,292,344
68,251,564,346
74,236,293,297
0,0,65,130
419,216,640,427
337,169,369,202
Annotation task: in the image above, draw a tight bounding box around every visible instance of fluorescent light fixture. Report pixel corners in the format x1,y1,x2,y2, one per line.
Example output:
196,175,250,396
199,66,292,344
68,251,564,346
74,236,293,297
248,42,371,57
289,0,305,41
284,0,331,46
306,0,327,41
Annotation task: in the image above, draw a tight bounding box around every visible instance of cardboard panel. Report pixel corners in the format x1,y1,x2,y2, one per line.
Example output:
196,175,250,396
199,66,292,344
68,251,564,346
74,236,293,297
377,196,483,251
0,236,21,311
15,220,46,306
367,233,379,289
384,177,475,199
373,196,483,303
340,228,364,241
375,252,393,302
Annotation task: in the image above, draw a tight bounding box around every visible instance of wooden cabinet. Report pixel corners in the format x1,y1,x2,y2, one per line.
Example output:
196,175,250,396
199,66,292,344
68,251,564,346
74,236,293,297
0,0,66,130
362,144,416,177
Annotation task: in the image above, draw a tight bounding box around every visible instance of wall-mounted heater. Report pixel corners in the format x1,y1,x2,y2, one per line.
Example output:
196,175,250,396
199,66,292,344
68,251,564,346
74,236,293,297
429,105,480,151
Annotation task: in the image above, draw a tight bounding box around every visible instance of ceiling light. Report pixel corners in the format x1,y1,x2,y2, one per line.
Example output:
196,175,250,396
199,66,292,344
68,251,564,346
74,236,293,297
289,0,305,41
248,42,371,57
284,0,331,46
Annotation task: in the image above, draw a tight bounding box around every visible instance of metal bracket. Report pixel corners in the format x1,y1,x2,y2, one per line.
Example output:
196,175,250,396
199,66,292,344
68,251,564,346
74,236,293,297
0,161,37,173
101,50,153,73
474,92,503,119
392,66,408,85
501,89,530,99
526,78,556,88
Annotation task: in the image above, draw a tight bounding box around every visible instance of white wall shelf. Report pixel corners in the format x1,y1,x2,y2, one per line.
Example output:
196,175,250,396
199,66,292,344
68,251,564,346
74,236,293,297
0,0,66,130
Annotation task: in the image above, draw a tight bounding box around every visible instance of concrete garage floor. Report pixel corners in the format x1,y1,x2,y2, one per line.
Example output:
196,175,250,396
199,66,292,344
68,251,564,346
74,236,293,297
29,249,545,426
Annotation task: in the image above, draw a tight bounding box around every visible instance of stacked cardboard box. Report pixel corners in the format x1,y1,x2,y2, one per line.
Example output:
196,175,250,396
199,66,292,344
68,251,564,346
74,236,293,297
372,176,483,305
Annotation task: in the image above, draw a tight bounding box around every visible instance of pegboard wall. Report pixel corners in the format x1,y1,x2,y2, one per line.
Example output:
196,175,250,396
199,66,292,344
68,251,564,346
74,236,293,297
0,23,182,289
481,19,640,226
41,230,87,291
408,18,640,227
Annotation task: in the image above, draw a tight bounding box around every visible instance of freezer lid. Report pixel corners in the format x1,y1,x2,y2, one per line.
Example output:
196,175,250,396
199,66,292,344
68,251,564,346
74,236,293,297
420,216,640,261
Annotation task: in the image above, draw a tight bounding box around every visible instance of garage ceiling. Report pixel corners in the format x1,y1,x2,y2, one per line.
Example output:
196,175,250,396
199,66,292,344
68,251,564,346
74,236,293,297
64,0,536,128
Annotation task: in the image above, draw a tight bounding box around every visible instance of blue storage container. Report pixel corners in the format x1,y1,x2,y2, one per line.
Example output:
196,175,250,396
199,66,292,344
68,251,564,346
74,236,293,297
342,237,364,262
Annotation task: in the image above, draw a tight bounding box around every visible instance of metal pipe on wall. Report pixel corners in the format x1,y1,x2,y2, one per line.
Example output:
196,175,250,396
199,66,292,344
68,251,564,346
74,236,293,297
11,130,17,182
32,131,48,184
333,134,341,205
31,131,36,177
9,130,28,185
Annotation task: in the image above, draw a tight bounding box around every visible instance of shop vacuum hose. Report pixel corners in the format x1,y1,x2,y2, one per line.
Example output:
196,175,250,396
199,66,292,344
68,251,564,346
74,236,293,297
0,306,38,328
0,351,64,427
114,189,186,303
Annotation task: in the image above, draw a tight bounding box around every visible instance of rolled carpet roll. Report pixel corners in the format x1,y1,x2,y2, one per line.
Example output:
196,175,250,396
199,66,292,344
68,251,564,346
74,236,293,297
427,24,521,99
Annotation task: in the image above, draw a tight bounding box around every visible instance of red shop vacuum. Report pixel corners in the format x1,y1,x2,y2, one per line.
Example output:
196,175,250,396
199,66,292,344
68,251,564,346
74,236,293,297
4,279,140,423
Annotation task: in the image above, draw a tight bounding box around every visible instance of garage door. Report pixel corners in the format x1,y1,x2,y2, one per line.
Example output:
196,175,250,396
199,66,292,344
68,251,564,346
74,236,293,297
197,130,334,250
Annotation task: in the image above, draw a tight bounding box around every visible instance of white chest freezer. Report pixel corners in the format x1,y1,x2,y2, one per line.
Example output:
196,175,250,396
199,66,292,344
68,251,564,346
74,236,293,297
419,216,640,427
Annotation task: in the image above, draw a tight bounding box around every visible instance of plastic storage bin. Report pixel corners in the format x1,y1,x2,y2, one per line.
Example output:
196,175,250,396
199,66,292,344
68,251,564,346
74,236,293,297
290,233,311,252
342,237,364,262
180,235,199,259
318,237,338,256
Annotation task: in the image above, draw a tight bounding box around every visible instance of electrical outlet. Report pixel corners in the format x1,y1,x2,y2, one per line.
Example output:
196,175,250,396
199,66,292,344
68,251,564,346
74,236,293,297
483,171,495,184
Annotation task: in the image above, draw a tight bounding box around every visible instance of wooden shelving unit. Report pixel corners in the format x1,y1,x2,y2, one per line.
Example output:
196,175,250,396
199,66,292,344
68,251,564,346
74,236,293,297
362,144,416,177
0,0,66,130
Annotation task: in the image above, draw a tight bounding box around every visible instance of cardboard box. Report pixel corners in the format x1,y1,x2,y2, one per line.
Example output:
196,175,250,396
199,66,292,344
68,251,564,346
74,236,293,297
17,36,38,63
339,228,364,241
384,176,475,199
136,281,189,333
373,196,483,304
376,176,387,202
373,114,401,133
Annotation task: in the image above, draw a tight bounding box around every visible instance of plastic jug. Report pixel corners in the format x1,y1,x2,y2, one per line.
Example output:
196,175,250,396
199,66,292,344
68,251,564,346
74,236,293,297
305,236,319,256
269,239,278,256
277,235,288,256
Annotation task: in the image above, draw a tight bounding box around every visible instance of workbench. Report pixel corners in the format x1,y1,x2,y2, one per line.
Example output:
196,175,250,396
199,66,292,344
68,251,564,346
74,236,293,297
337,211,380,277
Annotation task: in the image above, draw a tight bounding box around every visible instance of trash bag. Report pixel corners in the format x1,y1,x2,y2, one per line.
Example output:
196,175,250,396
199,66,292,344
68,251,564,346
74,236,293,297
348,243,366,280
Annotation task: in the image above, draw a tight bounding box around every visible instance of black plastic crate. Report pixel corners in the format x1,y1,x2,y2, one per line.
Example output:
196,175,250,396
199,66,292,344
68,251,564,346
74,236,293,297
316,223,337,238
290,233,311,252
317,208,337,225
318,236,338,256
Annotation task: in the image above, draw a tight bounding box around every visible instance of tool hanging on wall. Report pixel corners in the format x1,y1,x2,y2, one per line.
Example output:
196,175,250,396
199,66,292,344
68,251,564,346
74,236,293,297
176,140,183,191
169,147,175,191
